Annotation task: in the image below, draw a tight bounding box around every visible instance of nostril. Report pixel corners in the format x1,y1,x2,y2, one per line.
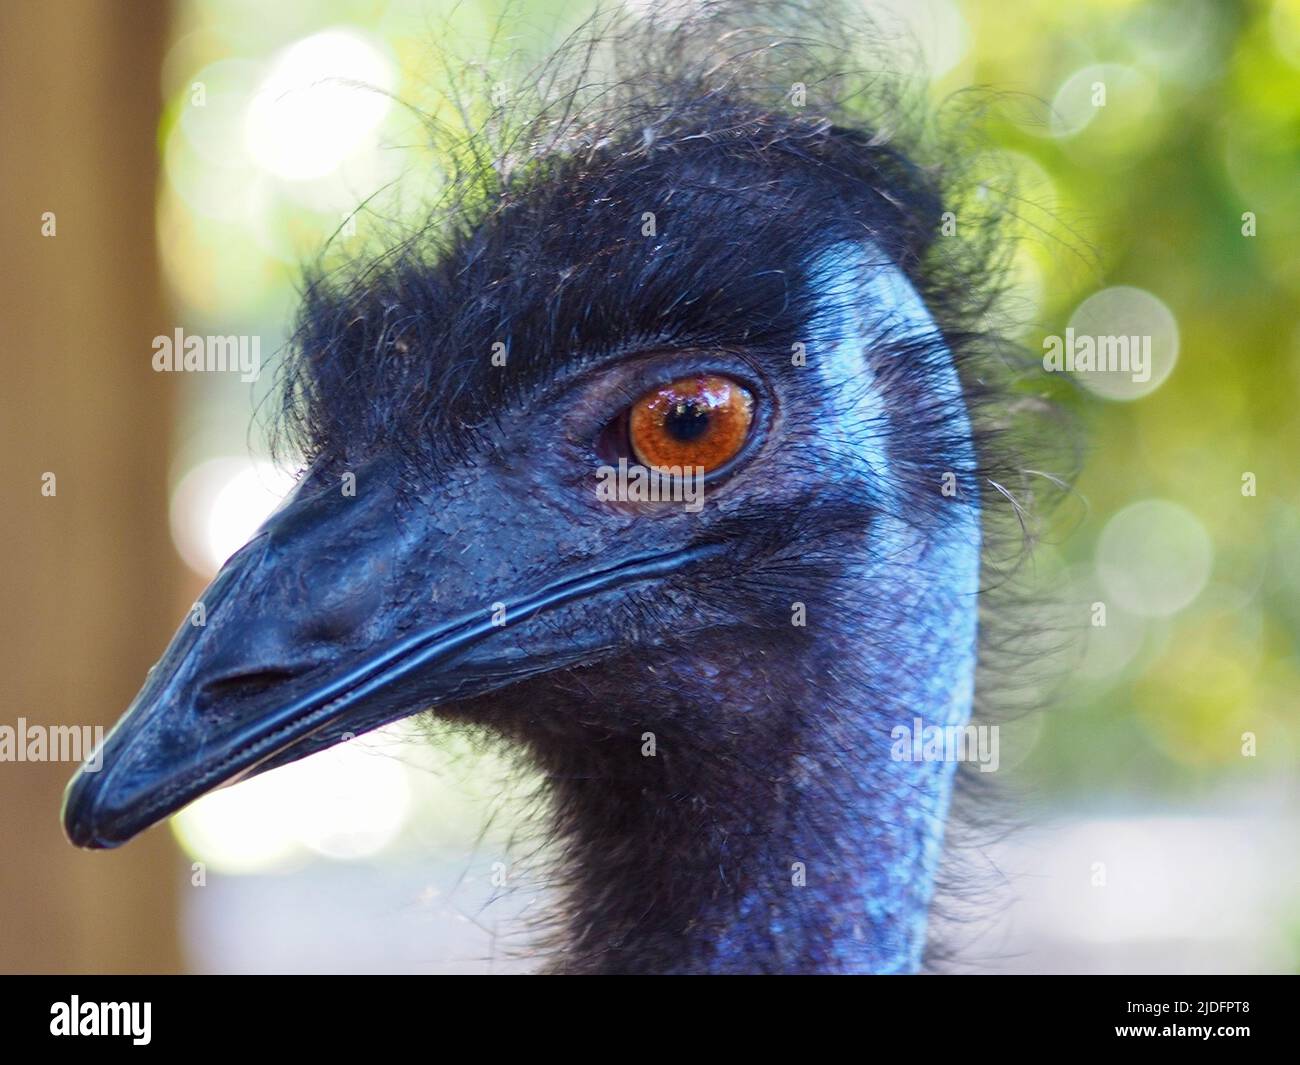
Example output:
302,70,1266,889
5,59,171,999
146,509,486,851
196,668,306,711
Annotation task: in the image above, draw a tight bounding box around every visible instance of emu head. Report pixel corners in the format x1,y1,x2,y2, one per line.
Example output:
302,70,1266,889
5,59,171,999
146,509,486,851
64,8,1007,973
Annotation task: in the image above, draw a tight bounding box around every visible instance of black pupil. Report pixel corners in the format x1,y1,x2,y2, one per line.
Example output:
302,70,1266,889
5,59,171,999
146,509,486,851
663,401,710,442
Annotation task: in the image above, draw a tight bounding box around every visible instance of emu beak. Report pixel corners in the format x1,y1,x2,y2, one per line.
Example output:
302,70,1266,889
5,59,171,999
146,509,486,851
62,458,713,849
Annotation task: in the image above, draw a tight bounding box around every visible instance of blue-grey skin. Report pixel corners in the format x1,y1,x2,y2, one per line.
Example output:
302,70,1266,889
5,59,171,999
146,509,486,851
711,246,980,972
62,241,980,974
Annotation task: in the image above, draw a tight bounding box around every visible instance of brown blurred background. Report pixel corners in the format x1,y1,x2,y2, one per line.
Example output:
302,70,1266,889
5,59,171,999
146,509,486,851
0,0,182,971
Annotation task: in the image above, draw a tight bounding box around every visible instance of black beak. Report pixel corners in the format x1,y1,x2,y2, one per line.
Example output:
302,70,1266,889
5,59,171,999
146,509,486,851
62,457,715,849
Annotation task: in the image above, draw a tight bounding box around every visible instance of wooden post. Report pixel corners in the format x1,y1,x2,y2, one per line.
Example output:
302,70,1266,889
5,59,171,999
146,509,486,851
0,0,184,972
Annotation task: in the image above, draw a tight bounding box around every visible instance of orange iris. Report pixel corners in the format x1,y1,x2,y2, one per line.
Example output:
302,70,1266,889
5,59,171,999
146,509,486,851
628,374,754,472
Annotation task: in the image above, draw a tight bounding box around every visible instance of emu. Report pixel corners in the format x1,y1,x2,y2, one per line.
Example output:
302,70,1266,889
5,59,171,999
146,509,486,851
63,2,1050,974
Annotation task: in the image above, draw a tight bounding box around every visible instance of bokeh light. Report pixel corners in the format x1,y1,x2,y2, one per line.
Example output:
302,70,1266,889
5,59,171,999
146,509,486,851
173,728,413,873
1064,286,1179,402
1047,64,1146,139
244,29,394,181
870,0,971,80
1096,500,1214,618
169,457,296,578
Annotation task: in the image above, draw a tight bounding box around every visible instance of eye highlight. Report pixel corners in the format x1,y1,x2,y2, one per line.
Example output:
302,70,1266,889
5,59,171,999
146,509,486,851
628,374,755,473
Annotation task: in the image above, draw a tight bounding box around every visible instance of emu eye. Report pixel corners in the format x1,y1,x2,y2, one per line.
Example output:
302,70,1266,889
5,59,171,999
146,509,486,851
628,374,754,473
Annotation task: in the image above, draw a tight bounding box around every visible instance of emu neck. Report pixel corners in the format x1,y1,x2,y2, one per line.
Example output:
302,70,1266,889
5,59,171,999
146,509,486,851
543,531,979,974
